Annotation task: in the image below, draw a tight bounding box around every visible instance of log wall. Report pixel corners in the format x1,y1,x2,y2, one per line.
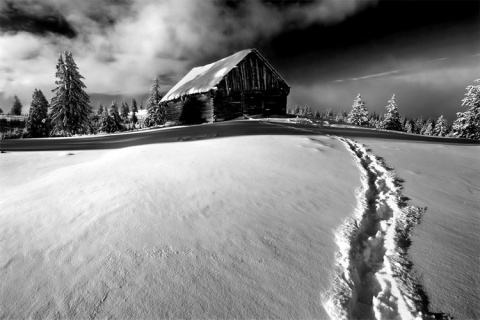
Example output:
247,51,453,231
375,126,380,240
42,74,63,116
164,93,214,123
220,53,289,95
213,92,243,121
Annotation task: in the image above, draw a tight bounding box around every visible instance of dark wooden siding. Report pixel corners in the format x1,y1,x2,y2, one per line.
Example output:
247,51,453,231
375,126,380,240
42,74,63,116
213,92,243,121
212,90,287,119
164,93,214,123
219,53,289,95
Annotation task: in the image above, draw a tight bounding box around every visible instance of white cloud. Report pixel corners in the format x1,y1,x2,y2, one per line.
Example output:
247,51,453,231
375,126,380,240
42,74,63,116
0,0,378,104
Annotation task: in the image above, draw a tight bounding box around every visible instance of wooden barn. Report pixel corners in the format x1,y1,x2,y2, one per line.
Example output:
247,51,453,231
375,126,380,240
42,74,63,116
160,49,290,123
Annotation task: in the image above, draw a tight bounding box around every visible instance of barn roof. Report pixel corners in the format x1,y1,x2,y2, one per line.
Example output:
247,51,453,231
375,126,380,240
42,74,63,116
160,49,288,102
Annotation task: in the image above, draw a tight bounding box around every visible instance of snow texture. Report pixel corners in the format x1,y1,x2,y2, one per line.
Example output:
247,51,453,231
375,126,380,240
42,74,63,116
0,134,359,319
353,138,480,319
324,137,453,320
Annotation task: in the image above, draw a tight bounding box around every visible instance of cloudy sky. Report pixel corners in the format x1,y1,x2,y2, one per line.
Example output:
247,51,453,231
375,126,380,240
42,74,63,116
0,0,479,120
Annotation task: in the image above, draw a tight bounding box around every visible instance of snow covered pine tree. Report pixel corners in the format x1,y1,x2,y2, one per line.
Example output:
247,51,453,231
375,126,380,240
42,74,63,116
50,52,92,136
121,99,130,123
145,76,166,127
97,101,123,133
452,79,480,139
380,94,403,131
10,95,23,115
347,94,369,126
433,115,449,137
26,89,50,137
131,98,138,127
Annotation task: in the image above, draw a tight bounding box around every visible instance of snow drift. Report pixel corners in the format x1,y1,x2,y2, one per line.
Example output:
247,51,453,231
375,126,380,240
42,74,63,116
0,134,359,319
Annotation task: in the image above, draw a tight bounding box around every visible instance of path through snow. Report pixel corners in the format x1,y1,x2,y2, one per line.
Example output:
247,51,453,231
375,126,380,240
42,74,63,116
324,137,451,320
325,138,454,319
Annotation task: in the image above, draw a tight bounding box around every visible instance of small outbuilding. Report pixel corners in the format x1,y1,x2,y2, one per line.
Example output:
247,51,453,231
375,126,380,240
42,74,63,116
160,49,290,123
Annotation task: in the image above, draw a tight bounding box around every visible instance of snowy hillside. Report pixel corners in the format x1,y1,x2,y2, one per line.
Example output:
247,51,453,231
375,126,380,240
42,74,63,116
0,121,478,319
1,134,360,319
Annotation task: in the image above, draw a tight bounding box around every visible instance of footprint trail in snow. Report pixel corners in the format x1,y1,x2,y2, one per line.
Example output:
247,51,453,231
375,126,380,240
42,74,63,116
323,137,451,320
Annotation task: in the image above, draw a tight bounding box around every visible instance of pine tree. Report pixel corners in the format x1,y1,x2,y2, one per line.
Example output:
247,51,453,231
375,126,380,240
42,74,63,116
139,99,144,110
335,112,344,123
423,119,435,135
98,104,110,133
98,101,123,133
109,101,123,132
375,114,384,129
433,115,448,137
314,110,321,119
144,76,166,127
347,94,369,126
293,105,300,116
380,94,402,131
326,108,333,119
405,120,416,133
305,107,314,118
0,107,3,114
96,103,104,117
452,79,480,139
131,98,138,127
399,115,407,131
91,102,104,128
299,106,306,117
50,52,92,136
414,117,425,134
10,95,23,115
121,99,130,123
25,89,50,137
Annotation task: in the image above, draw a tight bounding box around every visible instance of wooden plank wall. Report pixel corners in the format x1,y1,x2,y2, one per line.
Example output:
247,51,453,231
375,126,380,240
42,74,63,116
213,91,287,119
263,94,287,115
164,93,214,123
220,53,289,95
213,92,243,121
164,100,182,122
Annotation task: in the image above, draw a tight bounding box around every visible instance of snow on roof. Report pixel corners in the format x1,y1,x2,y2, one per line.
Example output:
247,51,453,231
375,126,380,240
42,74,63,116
160,49,252,103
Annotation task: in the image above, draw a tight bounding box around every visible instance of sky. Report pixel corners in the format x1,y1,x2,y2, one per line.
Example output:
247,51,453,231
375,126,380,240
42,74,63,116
0,0,479,121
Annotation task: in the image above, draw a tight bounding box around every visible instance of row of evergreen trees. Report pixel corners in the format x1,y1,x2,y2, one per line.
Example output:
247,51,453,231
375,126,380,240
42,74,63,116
5,51,479,140
5,51,169,138
0,95,25,116
92,99,138,133
288,80,480,139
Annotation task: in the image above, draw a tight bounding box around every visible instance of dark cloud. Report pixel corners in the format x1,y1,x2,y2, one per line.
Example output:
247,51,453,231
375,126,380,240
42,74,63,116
156,74,177,86
0,1,76,37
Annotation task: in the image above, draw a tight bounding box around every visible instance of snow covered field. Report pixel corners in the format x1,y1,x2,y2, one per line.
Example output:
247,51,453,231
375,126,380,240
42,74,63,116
1,132,361,319
0,122,478,319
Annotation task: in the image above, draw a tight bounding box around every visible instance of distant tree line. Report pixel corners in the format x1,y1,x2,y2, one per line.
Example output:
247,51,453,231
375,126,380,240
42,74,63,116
1,51,169,139
2,52,478,140
287,80,480,140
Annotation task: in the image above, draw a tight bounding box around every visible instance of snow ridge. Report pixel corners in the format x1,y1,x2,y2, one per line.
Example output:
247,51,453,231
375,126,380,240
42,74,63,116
324,137,451,320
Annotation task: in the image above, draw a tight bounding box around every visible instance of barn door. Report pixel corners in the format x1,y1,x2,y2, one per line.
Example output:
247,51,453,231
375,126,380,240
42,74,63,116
243,93,264,115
